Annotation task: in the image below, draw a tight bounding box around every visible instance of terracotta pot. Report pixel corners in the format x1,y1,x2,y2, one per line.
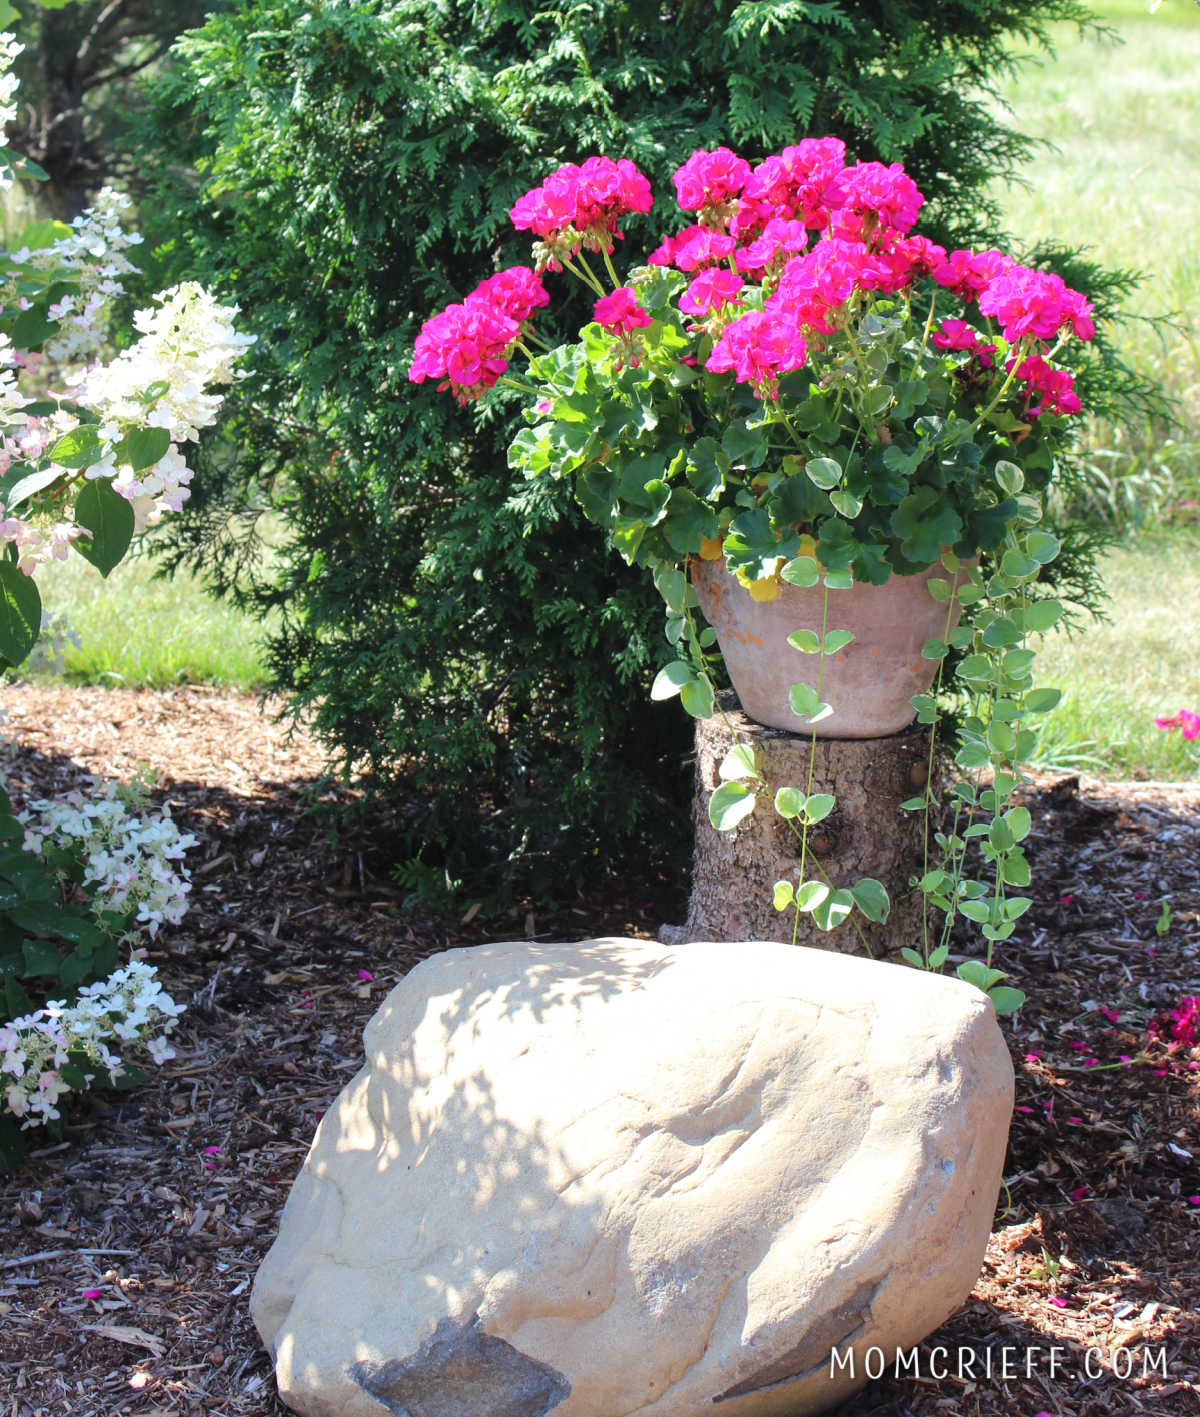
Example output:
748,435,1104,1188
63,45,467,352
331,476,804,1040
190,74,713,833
691,556,968,738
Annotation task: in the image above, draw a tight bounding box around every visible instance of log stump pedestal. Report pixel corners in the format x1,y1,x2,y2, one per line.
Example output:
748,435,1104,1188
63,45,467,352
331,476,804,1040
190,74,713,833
661,692,934,955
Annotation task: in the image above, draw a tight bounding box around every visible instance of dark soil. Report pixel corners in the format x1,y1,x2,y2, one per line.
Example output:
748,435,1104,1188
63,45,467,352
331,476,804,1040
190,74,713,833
0,685,1197,1417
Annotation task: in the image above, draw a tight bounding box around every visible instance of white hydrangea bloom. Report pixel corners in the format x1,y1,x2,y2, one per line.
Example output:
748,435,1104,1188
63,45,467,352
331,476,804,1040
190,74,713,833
1,962,182,1127
76,281,255,444
18,779,197,935
0,33,24,189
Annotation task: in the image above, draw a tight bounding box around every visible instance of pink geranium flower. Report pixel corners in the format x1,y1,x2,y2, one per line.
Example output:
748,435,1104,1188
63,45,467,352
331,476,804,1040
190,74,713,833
744,137,847,229
933,247,1013,301
678,268,744,317
833,160,924,239
673,147,752,213
705,310,808,399
1009,354,1082,417
673,228,738,272
979,265,1095,343
467,266,550,324
932,318,998,369
594,287,651,334
510,156,652,259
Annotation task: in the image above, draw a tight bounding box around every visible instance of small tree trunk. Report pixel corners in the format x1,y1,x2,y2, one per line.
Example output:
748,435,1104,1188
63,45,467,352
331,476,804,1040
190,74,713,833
661,692,936,957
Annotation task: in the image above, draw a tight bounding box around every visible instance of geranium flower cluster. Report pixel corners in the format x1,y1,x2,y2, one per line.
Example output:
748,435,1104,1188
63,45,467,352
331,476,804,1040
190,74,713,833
1155,708,1200,740
412,136,1093,412
409,266,548,404
20,780,196,936
509,156,652,269
1,961,183,1127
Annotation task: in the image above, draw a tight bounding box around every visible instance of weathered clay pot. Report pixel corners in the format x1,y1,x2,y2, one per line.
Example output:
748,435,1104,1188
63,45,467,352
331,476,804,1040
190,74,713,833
691,556,967,738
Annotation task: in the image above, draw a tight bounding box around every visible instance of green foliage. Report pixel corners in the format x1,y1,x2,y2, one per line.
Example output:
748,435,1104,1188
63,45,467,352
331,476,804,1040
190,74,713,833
142,0,1110,899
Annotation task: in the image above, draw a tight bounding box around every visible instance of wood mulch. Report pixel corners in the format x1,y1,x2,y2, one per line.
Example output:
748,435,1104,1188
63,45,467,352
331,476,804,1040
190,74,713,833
0,684,1197,1417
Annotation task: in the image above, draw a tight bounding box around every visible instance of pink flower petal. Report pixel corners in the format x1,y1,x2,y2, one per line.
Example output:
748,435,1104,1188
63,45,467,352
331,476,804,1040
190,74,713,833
81,1288,102,1300
357,969,375,982
203,1145,221,1155
1071,1185,1089,1201
1049,1296,1069,1308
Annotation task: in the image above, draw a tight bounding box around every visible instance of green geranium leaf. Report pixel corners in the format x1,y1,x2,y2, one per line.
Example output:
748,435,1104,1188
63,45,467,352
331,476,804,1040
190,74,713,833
662,485,718,556
823,630,854,654
709,781,756,831
922,637,948,660
805,456,842,490
773,880,795,911
721,421,768,469
788,629,820,653
686,438,729,498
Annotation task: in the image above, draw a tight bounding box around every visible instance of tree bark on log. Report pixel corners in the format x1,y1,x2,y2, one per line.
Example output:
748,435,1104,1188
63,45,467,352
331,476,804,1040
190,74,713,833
661,692,936,956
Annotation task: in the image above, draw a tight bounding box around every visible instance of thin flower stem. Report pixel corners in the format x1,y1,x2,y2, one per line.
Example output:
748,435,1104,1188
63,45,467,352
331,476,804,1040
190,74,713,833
574,252,608,296
563,255,607,298
498,375,540,396
600,247,623,290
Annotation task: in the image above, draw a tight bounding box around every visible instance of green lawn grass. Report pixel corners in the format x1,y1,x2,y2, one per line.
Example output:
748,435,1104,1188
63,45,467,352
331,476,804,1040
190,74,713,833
990,0,1200,522
1029,529,1200,778
27,543,272,692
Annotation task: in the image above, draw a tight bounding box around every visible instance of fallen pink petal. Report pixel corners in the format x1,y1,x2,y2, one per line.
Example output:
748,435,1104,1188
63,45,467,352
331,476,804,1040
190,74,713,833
356,969,375,982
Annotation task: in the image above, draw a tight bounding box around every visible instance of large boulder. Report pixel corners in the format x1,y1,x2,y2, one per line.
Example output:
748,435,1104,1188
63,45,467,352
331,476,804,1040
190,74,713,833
252,938,1013,1417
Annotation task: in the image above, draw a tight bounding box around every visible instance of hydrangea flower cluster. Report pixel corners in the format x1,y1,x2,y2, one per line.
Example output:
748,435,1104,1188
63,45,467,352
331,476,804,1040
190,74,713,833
8,188,145,370
0,32,23,188
19,781,196,936
1,961,183,1126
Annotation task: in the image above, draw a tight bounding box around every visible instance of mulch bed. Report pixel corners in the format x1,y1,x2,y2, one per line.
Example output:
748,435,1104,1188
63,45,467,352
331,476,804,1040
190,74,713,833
0,684,1197,1417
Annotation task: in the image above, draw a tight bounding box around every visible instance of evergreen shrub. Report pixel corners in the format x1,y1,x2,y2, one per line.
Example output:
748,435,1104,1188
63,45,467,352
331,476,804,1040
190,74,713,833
141,0,1107,902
